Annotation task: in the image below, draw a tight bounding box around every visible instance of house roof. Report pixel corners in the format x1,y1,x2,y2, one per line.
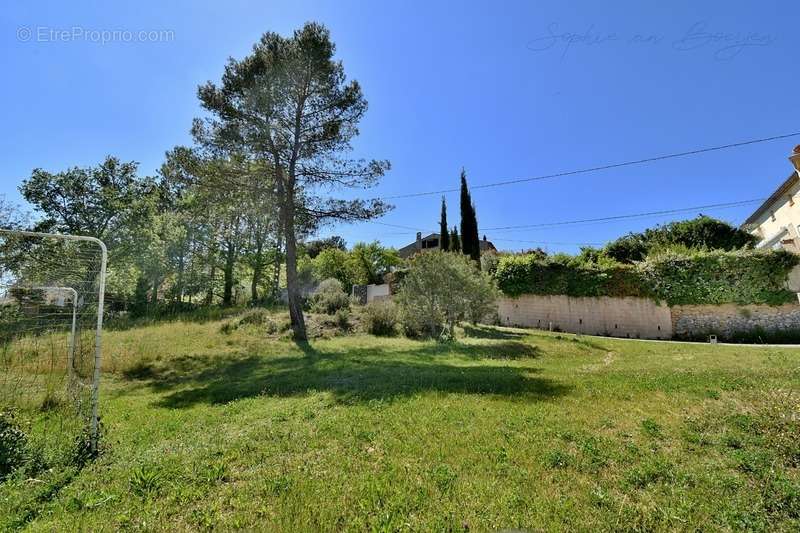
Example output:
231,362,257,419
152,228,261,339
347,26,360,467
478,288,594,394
742,172,799,227
397,233,497,258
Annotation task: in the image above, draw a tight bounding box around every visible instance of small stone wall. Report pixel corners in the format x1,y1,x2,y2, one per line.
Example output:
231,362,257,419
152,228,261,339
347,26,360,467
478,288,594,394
497,295,672,340
671,303,800,340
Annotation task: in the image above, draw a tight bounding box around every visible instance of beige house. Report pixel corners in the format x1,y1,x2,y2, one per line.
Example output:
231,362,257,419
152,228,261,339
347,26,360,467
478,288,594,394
742,146,800,253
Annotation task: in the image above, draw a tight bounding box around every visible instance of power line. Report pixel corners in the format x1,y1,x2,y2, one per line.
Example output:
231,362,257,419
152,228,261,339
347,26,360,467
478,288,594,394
491,238,604,246
371,198,764,236
357,228,604,247
379,132,800,200
482,198,765,231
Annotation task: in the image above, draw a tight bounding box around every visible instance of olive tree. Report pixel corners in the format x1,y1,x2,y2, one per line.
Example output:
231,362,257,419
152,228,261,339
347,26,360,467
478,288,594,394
395,251,498,339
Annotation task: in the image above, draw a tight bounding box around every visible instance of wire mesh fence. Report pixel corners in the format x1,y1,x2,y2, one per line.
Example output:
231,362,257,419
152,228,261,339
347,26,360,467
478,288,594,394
0,229,106,468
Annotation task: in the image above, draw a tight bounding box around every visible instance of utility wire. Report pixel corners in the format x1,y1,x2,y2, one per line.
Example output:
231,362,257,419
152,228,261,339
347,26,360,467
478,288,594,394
360,227,604,247
378,132,800,200
490,238,604,246
371,198,765,236
482,198,765,231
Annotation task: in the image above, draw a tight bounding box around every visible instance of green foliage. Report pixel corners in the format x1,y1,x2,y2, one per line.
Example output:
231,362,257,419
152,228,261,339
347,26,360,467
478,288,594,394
312,242,401,292
396,251,497,339
129,465,163,499
459,170,480,263
449,226,461,253
333,308,351,331
19,156,150,238
604,234,649,263
495,248,799,306
361,300,398,336
640,248,799,305
439,197,450,252
348,242,401,286
604,215,758,263
310,279,350,315
480,251,502,277
0,411,27,482
304,236,346,259
311,248,352,288
495,253,648,299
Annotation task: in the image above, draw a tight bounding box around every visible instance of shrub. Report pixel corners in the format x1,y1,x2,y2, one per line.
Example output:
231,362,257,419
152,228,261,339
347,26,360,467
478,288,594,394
396,251,498,339
361,299,398,336
604,215,758,263
480,251,502,276
310,278,350,315
0,410,28,481
312,242,402,292
640,248,799,306
495,253,648,299
334,308,351,331
312,248,353,290
237,309,272,326
494,248,799,306
465,273,501,324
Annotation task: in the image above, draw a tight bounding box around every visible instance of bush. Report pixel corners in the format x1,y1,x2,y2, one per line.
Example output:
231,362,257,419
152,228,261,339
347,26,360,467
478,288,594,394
310,278,350,315
495,253,648,299
1,410,28,481
604,215,758,263
334,308,351,331
361,299,398,336
396,251,498,339
312,242,402,293
220,309,290,335
494,248,799,306
640,248,799,306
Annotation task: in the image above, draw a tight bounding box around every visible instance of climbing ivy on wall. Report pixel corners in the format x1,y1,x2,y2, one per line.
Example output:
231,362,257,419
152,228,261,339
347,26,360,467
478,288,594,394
494,249,799,306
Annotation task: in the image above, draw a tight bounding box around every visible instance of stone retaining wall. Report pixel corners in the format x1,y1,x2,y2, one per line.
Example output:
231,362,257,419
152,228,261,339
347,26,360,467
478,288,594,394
671,303,800,340
497,295,672,339
497,295,800,342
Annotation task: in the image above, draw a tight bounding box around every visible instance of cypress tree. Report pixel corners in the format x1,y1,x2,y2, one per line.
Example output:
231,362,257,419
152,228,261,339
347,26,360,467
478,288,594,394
450,225,461,253
459,169,480,263
439,196,450,251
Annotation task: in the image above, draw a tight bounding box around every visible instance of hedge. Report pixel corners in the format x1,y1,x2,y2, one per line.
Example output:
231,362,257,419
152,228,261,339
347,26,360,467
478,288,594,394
494,254,649,298
494,249,799,306
641,249,799,305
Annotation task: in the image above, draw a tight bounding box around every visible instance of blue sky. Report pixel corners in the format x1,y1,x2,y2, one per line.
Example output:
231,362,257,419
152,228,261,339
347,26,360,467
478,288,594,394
1,0,797,253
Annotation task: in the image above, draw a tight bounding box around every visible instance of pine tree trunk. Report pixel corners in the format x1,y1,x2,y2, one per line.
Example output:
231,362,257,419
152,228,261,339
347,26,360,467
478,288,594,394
222,239,236,306
280,175,306,340
271,234,282,300
251,232,263,303
175,249,185,303
205,242,217,306
284,219,306,339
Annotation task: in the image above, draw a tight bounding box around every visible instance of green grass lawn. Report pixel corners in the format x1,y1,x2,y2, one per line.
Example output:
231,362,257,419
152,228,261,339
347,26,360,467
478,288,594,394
2,310,799,531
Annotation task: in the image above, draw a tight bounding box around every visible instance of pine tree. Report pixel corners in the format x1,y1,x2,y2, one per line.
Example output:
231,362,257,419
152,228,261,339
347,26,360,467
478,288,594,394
439,196,450,251
459,169,480,264
450,225,461,253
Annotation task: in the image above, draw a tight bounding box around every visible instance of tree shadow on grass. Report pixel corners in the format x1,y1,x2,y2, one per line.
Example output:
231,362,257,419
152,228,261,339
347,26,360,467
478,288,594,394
127,340,566,408
461,324,529,340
